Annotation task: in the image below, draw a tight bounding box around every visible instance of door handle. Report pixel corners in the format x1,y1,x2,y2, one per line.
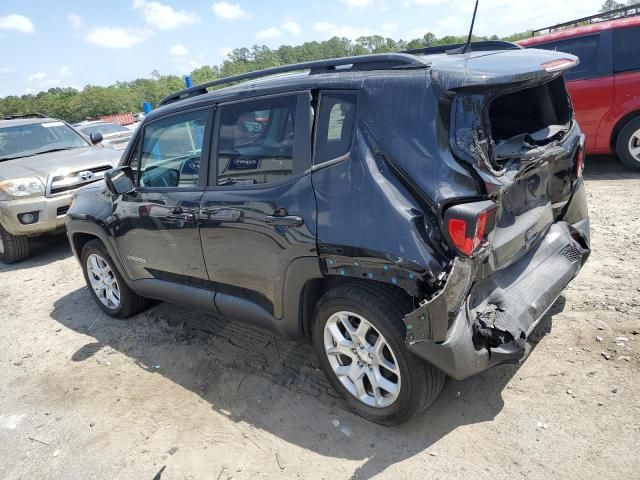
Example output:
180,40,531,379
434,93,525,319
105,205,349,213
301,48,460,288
265,214,304,227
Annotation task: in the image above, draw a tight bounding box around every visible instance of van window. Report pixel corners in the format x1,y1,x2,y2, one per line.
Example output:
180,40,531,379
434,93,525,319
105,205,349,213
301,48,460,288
614,26,640,73
314,92,357,164
216,95,299,186
536,34,601,81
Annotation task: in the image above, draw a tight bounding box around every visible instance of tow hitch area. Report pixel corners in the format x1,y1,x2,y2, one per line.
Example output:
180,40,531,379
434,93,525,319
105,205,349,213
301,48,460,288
404,220,590,380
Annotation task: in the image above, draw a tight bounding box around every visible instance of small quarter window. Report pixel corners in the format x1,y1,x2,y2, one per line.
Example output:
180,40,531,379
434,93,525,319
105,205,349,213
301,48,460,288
138,110,207,188
216,95,299,186
314,92,357,164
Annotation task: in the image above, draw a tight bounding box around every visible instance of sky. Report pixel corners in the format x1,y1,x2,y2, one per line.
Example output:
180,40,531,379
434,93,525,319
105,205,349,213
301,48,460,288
0,0,604,97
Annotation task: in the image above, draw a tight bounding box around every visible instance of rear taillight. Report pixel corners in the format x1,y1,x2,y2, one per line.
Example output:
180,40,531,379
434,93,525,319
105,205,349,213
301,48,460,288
540,58,578,72
444,200,497,257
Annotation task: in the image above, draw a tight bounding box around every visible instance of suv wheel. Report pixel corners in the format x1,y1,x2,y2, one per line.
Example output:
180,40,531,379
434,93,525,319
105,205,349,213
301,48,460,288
312,283,444,425
81,239,148,318
0,224,30,264
616,116,640,171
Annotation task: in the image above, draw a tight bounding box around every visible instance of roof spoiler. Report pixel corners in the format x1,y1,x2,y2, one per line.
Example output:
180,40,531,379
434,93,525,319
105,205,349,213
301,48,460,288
403,41,522,56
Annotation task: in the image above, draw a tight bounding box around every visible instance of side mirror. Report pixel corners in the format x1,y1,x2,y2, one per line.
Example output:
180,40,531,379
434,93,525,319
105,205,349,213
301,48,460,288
90,132,103,145
105,166,136,195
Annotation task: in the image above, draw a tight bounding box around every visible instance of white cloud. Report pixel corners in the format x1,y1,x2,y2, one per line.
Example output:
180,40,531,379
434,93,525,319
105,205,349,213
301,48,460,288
255,26,281,41
382,22,398,33
170,43,189,57
281,20,301,36
67,14,84,30
86,27,148,48
0,14,35,34
133,0,200,30
315,21,374,39
212,2,250,20
0,67,15,75
27,72,47,82
59,66,72,78
341,0,373,7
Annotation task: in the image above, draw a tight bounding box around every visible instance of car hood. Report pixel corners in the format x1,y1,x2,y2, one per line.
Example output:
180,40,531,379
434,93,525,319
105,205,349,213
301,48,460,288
0,146,121,182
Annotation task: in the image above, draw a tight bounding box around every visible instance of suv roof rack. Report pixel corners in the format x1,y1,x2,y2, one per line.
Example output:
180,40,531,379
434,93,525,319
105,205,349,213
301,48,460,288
402,40,522,56
158,53,428,106
2,113,48,120
532,3,640,36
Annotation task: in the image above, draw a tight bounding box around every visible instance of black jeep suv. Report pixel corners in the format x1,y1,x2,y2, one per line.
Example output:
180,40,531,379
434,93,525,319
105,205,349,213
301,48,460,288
66,42,590,425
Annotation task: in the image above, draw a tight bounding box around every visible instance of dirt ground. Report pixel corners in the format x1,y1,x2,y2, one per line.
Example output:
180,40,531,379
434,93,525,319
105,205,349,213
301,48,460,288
0,156,638,480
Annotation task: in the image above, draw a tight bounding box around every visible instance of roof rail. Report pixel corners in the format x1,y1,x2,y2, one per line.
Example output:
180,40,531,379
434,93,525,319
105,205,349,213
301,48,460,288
403,40,522,56
2,113,48,120
532,3,640,36
158,53,428,106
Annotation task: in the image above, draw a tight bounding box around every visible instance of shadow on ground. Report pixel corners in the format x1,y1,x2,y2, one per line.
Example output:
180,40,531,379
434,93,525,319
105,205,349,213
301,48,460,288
0,234,71,273
584,155,640,181
50,288,564,479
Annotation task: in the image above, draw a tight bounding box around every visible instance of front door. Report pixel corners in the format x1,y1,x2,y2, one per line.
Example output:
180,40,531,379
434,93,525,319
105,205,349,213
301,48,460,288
199,93,316,318
114,107,212,282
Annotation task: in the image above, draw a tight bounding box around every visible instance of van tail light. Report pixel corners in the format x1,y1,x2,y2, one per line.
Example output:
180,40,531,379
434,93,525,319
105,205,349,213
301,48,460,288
444,200,497,257
575,138,585,177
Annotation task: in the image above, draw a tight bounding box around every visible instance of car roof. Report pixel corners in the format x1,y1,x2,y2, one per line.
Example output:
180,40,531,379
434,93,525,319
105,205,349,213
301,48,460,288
519,16,640,47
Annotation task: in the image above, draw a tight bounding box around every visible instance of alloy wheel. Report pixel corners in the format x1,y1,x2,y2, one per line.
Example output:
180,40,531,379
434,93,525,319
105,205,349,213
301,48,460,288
629,127,640,162
86,253,120,309
323,311,401,408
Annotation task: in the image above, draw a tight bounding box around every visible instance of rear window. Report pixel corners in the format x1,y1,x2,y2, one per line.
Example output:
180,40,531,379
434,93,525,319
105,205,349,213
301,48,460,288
613,26,640,73
535,34,601,81
80,123,130,136
314,92,357,164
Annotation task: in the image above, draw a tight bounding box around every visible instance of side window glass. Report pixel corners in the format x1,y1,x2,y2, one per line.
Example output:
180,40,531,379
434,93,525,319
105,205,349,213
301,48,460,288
216,95,298,186
537,35,600,81
138,110,207,188
613,26,640,73
314,92,357,165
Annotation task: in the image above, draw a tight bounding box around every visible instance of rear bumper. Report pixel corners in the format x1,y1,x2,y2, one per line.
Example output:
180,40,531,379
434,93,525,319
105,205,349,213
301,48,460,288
406,217,590,380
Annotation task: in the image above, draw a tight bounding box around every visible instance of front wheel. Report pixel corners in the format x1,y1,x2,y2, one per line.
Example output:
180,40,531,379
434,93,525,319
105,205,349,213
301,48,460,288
0,224,30,264
312,283,444,425
616,116,640,171
81,239,148,318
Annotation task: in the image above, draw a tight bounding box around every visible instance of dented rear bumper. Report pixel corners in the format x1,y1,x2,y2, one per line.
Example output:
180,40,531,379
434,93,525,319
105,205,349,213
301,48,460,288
405,211,590,381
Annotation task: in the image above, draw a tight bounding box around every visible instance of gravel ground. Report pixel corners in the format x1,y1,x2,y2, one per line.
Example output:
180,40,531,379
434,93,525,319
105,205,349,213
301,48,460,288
0,156,638,480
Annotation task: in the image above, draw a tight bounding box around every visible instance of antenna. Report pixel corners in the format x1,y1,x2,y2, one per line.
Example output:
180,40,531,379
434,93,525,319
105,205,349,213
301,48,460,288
447,0,479,55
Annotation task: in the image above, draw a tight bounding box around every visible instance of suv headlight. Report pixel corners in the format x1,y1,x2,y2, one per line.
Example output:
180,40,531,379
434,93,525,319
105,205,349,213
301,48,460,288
0,177,46,198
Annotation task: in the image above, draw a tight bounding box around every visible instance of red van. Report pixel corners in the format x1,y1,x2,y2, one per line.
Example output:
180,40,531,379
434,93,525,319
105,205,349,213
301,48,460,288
519,12,640,170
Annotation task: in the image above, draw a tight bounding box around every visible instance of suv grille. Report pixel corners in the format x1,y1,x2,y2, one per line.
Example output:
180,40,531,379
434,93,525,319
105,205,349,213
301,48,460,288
561,244,581,263
56,205,70,216
47,165,112,197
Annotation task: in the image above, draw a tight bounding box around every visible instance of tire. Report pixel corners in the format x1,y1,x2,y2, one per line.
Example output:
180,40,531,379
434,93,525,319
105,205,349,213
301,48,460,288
312,282,445,425
80,239,148,319
615,115,640,171
0,224,30,264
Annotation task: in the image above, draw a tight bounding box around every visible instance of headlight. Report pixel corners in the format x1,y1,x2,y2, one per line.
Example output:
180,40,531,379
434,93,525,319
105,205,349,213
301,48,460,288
0,177,45,198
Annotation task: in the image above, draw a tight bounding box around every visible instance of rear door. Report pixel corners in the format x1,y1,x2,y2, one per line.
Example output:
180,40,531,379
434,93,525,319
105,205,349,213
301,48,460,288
114,107,212,282
613,25,640,133
199,93,316,319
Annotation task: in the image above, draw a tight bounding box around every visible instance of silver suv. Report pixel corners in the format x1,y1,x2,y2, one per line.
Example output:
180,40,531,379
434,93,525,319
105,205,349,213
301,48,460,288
0,114,121,263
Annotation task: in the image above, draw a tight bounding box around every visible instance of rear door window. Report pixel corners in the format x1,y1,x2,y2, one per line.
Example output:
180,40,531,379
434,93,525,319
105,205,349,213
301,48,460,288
613,26,640,73
536,34,603,81
214,94,305,186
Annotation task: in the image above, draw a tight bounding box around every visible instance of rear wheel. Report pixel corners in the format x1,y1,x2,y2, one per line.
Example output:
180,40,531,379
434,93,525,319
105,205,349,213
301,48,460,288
312,283,445,425
616,116,640,171
0,224,30,264
80,239,148,318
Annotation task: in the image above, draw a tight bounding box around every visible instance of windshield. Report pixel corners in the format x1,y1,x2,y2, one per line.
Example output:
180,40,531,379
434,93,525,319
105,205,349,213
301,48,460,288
80,123,130,136
0,121,89,160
